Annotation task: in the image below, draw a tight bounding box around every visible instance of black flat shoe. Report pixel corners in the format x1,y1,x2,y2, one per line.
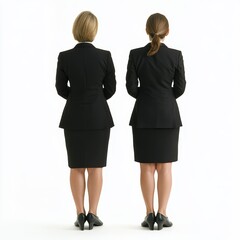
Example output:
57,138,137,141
155,213,172,230
74,213,87,230
86,213,103,230
141,213,155,230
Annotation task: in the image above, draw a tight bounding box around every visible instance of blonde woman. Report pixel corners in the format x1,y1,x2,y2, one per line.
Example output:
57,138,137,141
56,11,116,230
126,13,186,230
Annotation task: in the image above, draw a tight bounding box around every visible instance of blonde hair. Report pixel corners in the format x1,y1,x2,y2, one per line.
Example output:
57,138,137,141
146,13,169,56
72,11,98,42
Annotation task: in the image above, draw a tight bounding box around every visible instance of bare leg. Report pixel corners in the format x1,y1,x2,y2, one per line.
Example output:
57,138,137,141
156,163,172,216
87,168,103,215
70,168,86,214
140,163,156,214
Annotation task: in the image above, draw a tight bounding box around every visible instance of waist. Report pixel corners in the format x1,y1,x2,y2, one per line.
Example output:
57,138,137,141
68,89,105,102
138,88,174,99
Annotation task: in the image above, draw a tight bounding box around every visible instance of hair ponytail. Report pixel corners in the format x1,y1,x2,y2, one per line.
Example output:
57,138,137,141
146,13,169,56
148,34,161,56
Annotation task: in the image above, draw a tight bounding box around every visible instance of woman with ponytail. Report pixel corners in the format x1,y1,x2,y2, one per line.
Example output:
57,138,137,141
126,13,186,230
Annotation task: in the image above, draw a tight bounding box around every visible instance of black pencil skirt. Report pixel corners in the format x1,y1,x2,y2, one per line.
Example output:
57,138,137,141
132,128,180,163
64,128,110,168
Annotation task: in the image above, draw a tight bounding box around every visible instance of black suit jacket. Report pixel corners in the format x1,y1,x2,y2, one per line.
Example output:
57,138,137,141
56,43,116,129
126,43,186,128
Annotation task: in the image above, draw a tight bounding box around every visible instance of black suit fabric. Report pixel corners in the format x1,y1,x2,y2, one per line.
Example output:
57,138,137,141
56,43,116,130
126,43,186,128
56,43,116,168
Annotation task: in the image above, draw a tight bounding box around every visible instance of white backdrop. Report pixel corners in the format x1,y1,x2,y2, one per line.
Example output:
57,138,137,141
0,0,240,239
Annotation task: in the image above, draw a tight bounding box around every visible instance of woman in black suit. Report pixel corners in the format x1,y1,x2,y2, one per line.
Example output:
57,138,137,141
56,11,116,230
126,13,186,230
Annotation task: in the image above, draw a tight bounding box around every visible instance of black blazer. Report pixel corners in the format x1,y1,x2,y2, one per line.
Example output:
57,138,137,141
126,43,186,128
56,43,116,130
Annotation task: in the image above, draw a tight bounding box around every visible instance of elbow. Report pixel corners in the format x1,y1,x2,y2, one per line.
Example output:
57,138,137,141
174,84,186,99
57,91,68,99
56,85,69,99
126,86,138,98
56,85,62,97
104,87,116,100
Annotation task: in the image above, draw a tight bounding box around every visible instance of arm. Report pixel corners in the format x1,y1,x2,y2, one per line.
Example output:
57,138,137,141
172,51,186,98
55,53,70,99
126,51,139,98
103,52,116,100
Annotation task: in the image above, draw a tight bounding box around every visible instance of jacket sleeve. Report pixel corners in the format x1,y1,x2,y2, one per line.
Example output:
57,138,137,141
172,51,186,98
126,50,139,98
55,53,70,99
103,52,116,100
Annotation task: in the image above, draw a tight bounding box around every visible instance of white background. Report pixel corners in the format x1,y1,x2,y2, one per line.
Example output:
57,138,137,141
0,0,240,239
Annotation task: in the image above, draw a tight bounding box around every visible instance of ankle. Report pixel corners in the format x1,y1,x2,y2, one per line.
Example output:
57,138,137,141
88,210,97,216
77,209,86,215
157,210,167,216
146,209,155,215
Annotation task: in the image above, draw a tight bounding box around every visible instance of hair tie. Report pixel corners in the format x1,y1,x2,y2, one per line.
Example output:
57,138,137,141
153,33,161,39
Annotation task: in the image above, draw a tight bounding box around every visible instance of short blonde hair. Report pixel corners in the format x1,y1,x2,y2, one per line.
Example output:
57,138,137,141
72,11,98,42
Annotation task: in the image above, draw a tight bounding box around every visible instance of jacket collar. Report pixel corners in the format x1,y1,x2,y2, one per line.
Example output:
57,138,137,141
74,42,95,48
160,42,167,48
145,42,167,48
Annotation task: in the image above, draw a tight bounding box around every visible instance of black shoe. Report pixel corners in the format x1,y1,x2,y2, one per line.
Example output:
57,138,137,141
155,213,173,230
74,213,87,230
141,213,155,230
86,213,103,230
